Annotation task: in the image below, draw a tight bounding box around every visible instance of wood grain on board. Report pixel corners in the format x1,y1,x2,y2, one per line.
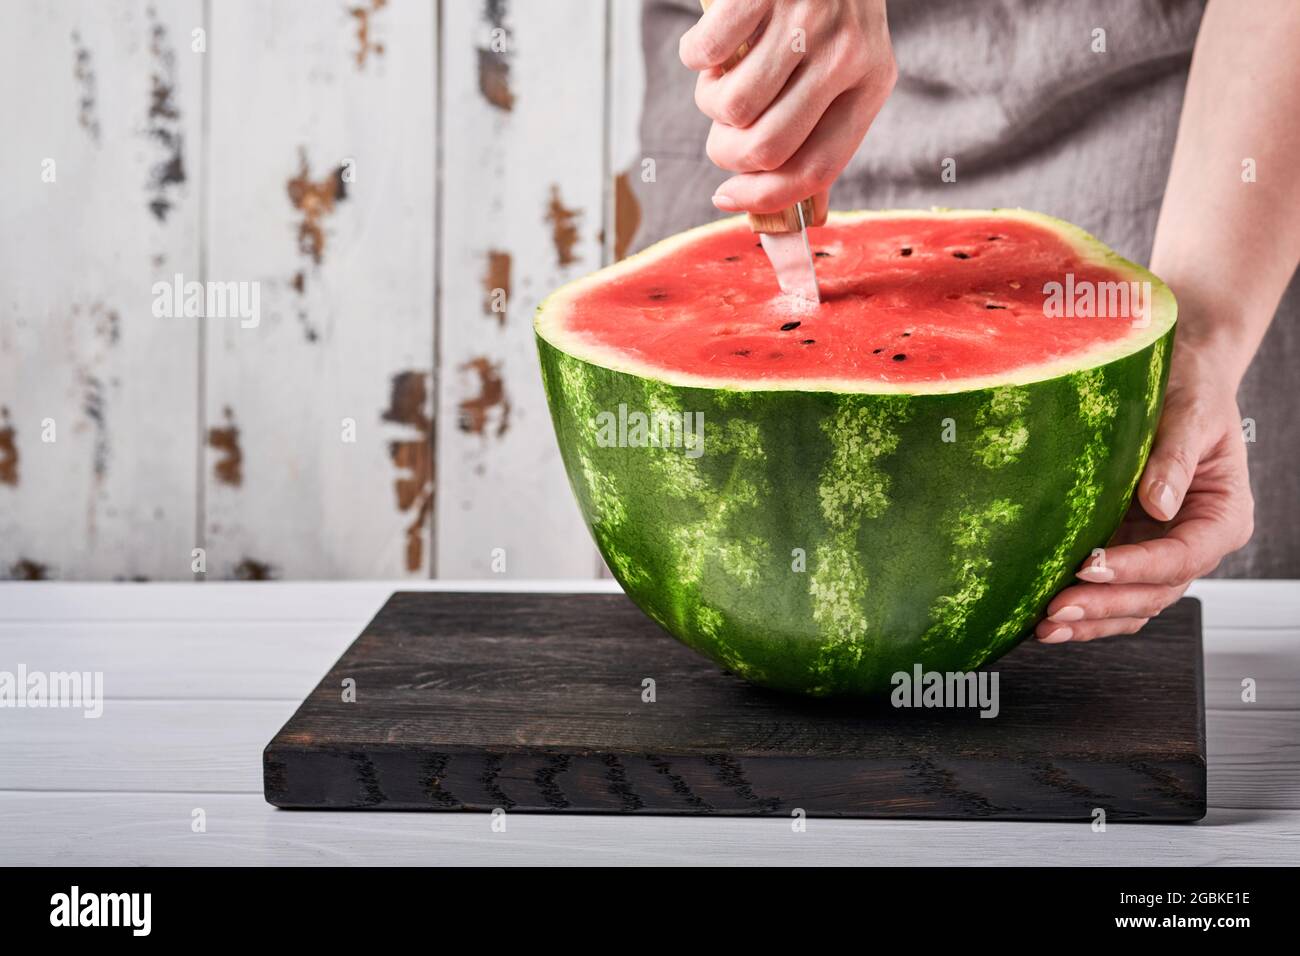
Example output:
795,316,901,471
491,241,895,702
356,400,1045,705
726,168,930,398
434,0,603,578
264,591,1208,821
0,0,203,581
203,0,436,579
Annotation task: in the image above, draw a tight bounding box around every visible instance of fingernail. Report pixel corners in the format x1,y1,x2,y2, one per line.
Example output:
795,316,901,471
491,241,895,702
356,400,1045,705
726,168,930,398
1039,626,1073,644
1151,480,1179,520
712,192,740,212
1049,605,1085,623
1077,565,1114,583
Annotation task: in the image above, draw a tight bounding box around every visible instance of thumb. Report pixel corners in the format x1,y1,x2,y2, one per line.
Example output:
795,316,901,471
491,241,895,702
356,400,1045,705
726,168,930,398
1138,404,1211,522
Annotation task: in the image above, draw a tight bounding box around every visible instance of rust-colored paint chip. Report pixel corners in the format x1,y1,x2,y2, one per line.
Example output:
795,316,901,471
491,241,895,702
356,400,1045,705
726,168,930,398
477,0,515,111
381,371,434,573
287,148,349,266
232,558,276,581
9,559,48,581
483,250,512,324
208,406,243,486
0,407,17,486
144,8,185,221
546,185,582,268
613,171,642,262
349,0,388,69
457,356,511,438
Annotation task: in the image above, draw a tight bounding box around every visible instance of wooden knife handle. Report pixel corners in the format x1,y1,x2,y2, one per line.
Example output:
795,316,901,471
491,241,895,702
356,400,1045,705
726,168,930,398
698,0,815,234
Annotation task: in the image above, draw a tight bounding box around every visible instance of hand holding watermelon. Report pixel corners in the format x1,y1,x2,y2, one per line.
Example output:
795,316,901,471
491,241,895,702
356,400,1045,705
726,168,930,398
680,0,896,216
1040,357,1254,644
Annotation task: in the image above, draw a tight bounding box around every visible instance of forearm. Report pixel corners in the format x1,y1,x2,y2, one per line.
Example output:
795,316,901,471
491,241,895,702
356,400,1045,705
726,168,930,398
1150,0,1300,389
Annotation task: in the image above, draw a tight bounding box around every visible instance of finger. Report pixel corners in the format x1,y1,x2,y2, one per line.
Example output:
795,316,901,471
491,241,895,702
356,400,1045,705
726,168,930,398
1138,402,1212,521
1076,518,1232,586
713,82,881,212
1045,582,1188,624
693,20,805,129
706,62,850,172
680,0,773,72
1036,617,1150,644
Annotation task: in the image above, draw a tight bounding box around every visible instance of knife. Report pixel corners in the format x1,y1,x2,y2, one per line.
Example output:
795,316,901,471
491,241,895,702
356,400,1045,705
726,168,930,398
698,0,821,303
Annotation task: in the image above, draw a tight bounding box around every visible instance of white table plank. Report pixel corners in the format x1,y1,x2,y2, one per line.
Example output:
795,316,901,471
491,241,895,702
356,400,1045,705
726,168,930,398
0,621,357,700
0,580,621,621
1,619,1293,706
0,701,294,793
2,698,1296,810
0,793,1295,866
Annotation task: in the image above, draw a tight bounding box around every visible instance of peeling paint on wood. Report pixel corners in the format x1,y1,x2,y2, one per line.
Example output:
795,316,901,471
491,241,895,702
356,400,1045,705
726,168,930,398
145,7,185,221
349,0,388,69
546,185,581,267
286,148,348,266
8,559,48,581
71,31,100,143
81,373,108,483
457,357,510,437
482,250,511,324
0,407,17,486
207,406,242,486
613,171,642,262
477,0,514,111
381,371,434,573
232,557,276,580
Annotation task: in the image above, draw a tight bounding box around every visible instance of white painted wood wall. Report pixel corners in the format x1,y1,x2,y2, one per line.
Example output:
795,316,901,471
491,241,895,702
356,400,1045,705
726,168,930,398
0,0,647,580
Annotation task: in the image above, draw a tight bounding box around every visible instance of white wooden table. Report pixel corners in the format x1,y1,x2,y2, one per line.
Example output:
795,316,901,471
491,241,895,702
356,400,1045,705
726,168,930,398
2,580,1296,865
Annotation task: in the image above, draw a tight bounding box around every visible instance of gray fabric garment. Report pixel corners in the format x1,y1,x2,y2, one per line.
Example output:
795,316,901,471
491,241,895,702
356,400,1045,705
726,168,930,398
632,0,1298,577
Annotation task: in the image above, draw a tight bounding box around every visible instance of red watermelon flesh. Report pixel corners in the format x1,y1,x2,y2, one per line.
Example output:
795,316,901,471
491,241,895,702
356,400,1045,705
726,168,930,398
561,213,1145,390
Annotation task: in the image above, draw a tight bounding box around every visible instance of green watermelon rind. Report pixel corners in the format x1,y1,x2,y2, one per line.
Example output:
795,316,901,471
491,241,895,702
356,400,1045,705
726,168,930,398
535,208,1175,697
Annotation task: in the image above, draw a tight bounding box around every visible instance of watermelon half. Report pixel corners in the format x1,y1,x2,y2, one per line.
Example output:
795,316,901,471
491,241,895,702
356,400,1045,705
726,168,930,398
535,209,1175,696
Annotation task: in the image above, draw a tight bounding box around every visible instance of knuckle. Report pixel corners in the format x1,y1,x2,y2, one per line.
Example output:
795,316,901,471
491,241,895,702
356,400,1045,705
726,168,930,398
800,154,840,191
741,138,786,172
718,93,757,129
1165,446,1198,481
1144,594,1170,618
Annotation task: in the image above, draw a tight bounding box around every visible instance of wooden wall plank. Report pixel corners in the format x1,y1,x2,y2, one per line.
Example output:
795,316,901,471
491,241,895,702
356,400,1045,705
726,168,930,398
434,0,603,578
203,0,437,579
0,0,203,580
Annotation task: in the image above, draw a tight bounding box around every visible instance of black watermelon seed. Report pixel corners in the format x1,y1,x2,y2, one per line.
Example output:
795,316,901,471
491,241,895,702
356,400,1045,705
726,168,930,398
872,348,883,354
780,321,801,331
985,303,1008,310
988,235,1003,241
814,251,832,258
755,241,763,247
733,349,751,357
902,332,911,337
801,339,815,345
953,251,971,259
724,255,740,262
900,247,913,257
892,353,906,361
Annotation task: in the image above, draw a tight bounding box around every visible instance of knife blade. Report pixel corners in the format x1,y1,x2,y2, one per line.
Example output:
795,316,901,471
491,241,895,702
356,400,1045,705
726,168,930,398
753,200,821,302
697,0,821,303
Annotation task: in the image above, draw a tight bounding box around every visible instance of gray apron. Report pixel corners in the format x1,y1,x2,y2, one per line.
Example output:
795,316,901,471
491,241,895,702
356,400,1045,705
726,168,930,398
631,0,1298,577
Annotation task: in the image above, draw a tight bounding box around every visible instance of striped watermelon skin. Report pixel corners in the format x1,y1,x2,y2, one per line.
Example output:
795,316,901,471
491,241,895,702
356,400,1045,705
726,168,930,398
536,212,1175,696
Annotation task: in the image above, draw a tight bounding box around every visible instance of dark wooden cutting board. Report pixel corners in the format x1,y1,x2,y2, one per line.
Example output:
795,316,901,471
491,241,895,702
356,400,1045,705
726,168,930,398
264,591,1206,821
